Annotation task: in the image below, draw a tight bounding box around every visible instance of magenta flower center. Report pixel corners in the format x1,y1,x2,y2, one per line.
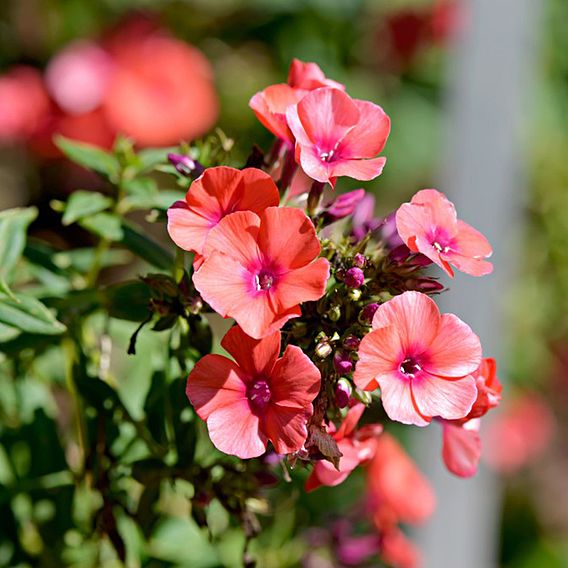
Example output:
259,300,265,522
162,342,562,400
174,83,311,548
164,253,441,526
247,379,272,411
320,149,335,162
255,270,275,291
399,357,422,377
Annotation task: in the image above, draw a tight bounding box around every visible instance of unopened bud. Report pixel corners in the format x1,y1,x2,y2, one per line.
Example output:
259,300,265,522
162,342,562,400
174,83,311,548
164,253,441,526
315,341,333,359
348,288,362,301
407,278,444,293
335,379,352,409
167,153,205,179
328,305,341,321
344,267,365,289
359,303,379,324
389,244,412,264
333,351,353,375
292,321,308,338
352,253,367,269
342,335,360,351
354,389,373,405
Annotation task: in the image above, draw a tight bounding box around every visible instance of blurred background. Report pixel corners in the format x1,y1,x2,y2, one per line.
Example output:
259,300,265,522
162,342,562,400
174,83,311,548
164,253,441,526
1,0,567,566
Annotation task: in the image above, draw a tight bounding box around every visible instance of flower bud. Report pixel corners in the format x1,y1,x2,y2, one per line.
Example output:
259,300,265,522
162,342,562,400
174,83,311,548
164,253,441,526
348,288,362,301
335,379,352,409
327,305,341,321
354,389,373,405
359,303,379,324
322,189,366,223
315,341,333,359
352,253,367,269
167,153,205,178
406,278,444,293
342,335,360,351
333,351,353,375
389,244,412,264
345,267,365,289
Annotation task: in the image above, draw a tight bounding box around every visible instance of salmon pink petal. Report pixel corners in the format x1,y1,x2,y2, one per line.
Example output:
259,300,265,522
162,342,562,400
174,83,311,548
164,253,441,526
294,145,335,184
221,325,280,378
206,400,268,458
249,84,304,144
454,220,493,257
274,258,330,310
269,345,321,408
263,405,311,454
410,188,458,228
378,370,431,427
372,291,440,352
443,252,493,277
328,156,387,182
167,200,212,254
424,313,481,377
307,441,361,490
287,59,345,90
336,403,366,439
202,210,261,265
258,207,321,269
442,421,481,478
411,373,477,420
381,528,421,568
354,326,402,391
292,87,359,148
186,354,248,420
337,100,390,158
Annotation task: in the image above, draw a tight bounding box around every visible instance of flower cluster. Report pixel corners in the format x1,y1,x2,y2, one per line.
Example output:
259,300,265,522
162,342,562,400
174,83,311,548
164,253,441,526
167,59,500,567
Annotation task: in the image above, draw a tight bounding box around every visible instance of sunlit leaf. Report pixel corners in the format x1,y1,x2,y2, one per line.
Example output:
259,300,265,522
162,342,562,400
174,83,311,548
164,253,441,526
62,190,113,226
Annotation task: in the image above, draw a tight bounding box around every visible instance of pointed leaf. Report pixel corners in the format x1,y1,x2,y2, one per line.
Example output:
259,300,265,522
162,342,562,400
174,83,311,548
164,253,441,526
62,190,113,225
0,295,66,335
55,135,120,180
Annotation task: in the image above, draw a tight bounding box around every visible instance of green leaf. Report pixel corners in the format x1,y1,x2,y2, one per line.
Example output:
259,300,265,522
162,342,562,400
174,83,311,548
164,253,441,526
0,295,66,335
0,321,20,342
137,147,177,173
0,207,38,292
79,213,124,241
55,135,120,180
120,222,174,269
62,190,113,225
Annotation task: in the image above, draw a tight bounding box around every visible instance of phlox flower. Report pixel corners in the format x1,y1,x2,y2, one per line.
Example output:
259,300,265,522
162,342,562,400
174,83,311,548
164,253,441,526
167,166,280,261
286,87,391,187
354,291,480,426
186,325,320,459
380,527,421,568
249,59,344,146
305,404,382,491
366,433,435,530
441,357,502,477
395,189,493,277
193,206,330,339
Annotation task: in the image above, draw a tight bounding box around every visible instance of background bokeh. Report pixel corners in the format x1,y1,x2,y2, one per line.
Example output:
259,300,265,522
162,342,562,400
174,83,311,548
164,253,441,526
0,0,567,566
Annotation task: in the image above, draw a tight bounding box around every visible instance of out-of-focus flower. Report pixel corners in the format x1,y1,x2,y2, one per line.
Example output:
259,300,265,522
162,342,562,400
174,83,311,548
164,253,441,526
250,59,344,146
354,291,480,426
186,325,320,458
351,193,382,241
286,87,390,187
306,404,381,491
380,527,421,568
167,166,279,260
45,41,113,115
366,433,435,529
483,393,555,475
0,67,50,142
396,189,493,277
104,34,218,146
193,207,329,339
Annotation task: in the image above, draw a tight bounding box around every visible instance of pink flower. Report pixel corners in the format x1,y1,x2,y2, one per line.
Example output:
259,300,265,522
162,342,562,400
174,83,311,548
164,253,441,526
193,206,330,339
167,166,280,260
380,527,421,568
286,87,390,186
249,59,344,146
366,433,435,529
395,189,493,277
186,326,320,458
287,58,345,90
354,291,480,426
440,357,502,477
305,404,382,491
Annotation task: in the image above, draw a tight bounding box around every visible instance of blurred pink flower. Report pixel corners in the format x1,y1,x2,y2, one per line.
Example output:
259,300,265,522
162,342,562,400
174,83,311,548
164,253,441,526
193,207,329,339
305,403,382,491
186,326,320,458
396,189,493,277
380,527,421,568
0,67,49,142
287,87,390,187
354,291,480,426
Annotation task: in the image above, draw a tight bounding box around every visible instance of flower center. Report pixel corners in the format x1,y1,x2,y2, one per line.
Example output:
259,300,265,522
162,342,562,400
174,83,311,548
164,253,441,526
320,149,335,162
255,270,274,291
399,357,422,376
248,379,272,411
432,241,450,253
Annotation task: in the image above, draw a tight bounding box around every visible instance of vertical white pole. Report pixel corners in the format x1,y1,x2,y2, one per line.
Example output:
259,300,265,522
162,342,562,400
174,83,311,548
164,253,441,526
412,0,541,566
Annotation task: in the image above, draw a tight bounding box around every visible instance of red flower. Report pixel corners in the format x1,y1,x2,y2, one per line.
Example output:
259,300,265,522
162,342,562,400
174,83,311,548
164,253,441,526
193,206,329,339
286,87,391,186
305,404,382,491
354,291,480,426
167,166,280,259
186,326,320,458
396,189,493,277
287,58,345,90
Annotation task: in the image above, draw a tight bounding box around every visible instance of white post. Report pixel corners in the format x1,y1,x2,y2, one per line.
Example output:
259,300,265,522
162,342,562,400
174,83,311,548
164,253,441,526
412,0,541,566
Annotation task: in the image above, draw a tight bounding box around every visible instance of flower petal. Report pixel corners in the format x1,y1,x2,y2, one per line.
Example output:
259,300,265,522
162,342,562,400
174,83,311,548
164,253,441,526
263,404,311,454
221,325,280,378
167,200,212,254
442,420,481,478
378,371,431,427
274,258,330,310
423,313,481,377
327,156,387,182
